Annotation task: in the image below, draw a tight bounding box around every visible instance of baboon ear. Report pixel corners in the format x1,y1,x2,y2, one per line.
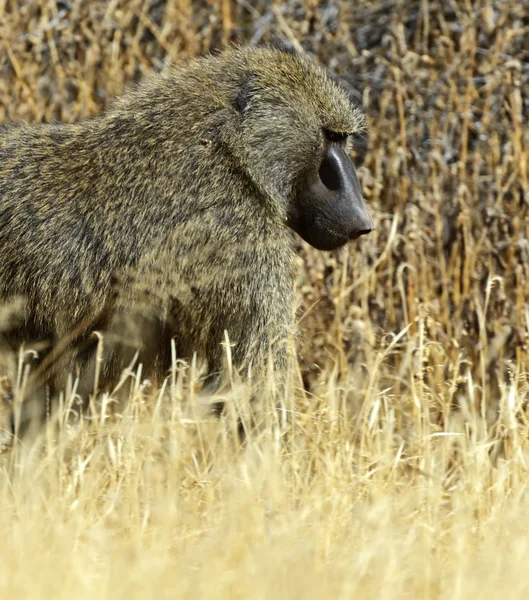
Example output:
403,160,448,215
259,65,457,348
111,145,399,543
235,74,257,114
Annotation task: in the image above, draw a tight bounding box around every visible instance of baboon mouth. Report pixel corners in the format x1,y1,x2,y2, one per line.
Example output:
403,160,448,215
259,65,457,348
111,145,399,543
312,218,350,249
317,220,348,242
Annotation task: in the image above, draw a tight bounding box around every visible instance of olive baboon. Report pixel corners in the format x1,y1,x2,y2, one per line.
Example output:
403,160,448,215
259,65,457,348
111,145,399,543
0,46,374,447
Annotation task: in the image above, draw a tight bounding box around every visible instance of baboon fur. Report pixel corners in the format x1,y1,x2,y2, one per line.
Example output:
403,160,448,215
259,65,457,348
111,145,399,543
0,46,367,443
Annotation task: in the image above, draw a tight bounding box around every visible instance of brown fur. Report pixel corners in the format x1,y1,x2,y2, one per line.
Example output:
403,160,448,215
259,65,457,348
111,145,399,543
0,46,367,444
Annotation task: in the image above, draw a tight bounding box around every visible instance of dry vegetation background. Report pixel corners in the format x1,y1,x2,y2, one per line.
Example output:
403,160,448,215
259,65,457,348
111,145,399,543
1,0,529,598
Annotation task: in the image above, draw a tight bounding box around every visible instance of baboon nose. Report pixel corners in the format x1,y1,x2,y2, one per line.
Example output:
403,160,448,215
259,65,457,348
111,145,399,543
349,213,375,240
349,227,373,240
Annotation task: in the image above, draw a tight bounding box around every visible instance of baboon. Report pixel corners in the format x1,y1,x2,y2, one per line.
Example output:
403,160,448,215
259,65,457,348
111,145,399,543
0,45,374,447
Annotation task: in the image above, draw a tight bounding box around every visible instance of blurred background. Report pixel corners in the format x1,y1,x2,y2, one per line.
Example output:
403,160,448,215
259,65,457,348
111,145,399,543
1,0,528,438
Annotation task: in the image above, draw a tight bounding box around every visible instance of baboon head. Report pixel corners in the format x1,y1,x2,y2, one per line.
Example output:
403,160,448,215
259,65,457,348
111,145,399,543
220,46,374,251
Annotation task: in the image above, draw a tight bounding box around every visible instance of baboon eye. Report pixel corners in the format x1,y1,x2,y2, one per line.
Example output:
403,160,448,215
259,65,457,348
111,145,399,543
324,130,348,144
348,131,367,153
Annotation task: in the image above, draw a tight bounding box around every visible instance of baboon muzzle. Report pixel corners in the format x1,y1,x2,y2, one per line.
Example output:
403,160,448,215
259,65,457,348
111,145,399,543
288,143,375,251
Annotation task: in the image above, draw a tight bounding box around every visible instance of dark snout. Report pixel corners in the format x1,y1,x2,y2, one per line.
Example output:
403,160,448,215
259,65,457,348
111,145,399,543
320,145,375,240
287,143,375,251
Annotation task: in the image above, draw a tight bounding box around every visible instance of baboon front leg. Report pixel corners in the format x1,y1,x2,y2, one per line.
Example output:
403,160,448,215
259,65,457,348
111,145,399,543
0,346,16,450
204,318,292,439
0,377,14,450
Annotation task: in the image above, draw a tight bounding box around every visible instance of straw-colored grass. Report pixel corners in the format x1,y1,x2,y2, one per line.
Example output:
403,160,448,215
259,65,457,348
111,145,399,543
1,1,529,597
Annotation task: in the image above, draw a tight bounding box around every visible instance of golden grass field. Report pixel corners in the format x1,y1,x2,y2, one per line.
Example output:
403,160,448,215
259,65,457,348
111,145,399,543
1,0,529,597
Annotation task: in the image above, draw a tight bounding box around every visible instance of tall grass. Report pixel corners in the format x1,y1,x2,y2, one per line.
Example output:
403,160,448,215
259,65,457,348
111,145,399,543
1,0,529,597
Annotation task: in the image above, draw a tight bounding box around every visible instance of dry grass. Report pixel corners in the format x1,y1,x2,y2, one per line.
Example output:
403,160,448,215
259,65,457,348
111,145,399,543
1,0,529,597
